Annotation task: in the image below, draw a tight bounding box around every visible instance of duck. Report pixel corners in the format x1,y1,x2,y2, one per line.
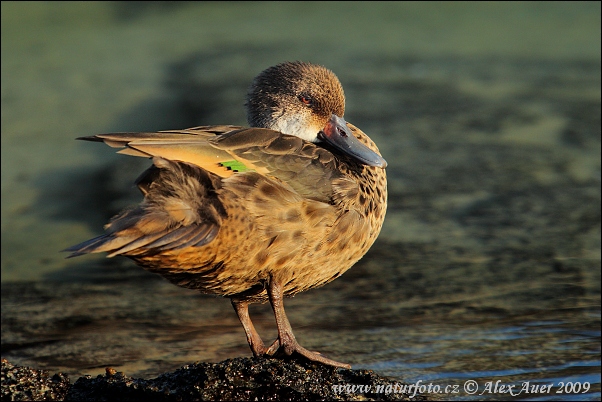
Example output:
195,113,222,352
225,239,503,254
65,61,388,369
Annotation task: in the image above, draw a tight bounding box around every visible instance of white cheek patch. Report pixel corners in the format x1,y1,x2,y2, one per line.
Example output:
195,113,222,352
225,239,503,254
272,115,319,143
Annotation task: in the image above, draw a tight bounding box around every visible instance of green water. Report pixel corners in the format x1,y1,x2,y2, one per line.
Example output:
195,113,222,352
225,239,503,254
1,2,600,400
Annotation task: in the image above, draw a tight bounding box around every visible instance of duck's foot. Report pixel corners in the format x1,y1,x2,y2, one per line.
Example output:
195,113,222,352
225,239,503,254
265,337,351,369
232,280,352,369
266,277,351,369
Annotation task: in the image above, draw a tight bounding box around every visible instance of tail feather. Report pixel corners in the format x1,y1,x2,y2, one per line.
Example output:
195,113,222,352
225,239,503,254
64,157,226,260
63,234,128,258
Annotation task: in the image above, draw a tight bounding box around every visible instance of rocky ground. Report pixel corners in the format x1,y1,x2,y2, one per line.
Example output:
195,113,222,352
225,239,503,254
2,357,424,401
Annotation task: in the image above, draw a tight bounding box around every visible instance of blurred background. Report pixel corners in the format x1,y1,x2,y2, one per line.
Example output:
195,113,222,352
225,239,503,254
2,2,600,400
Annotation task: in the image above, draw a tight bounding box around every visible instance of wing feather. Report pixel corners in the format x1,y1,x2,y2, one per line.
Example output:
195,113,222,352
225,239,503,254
80,125,349,203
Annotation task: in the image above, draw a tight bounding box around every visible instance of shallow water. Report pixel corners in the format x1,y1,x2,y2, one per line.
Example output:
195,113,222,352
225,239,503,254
1,2,600,400
358,320,601,400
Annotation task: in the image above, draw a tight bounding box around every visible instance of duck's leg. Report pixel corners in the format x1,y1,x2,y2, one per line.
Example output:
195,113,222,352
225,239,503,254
266,277,351,369
231,299,267,357
265,338,280,355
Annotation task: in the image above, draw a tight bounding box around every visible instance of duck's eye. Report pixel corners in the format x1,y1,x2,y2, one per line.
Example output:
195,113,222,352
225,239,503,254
299,94,313,107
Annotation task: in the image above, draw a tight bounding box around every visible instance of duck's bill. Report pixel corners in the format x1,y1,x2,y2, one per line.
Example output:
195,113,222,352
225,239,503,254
318,114,387,168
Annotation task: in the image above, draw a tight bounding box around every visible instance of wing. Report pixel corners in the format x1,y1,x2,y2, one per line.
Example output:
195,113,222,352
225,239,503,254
80,125,242,178
65,156,226,258
82,125,346,203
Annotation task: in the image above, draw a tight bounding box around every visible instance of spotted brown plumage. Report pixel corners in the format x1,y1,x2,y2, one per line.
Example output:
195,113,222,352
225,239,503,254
65,61,388,368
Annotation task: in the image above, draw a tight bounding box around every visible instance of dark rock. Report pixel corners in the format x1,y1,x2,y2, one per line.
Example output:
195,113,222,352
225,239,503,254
1,357,423,401
1,359,70,402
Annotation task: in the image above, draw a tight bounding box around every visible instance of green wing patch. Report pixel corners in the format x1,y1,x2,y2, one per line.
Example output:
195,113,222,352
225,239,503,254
220,160,253,172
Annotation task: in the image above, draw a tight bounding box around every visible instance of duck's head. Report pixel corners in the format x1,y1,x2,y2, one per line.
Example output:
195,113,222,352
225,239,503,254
246,61,386,168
